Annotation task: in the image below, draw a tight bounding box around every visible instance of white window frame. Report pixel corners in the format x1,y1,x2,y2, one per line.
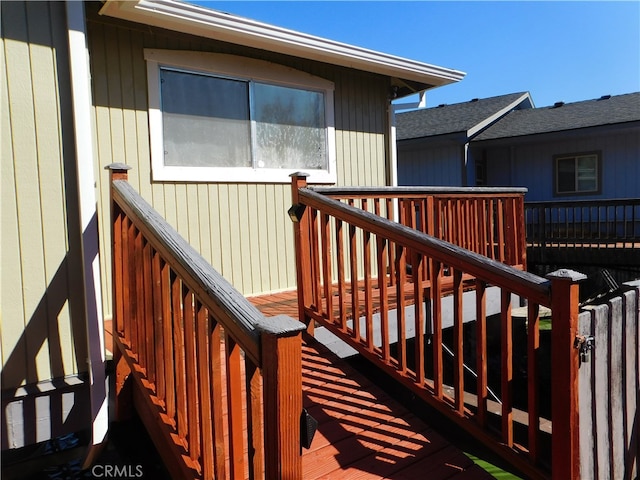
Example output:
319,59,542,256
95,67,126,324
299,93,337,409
145,49,337,183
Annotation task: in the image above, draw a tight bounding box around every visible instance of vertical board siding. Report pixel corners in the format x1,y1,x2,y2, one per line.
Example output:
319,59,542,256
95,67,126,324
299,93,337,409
579,287,639,479
397,143,462,187
1,1,85,386
87,12,390,317
481,129,640,201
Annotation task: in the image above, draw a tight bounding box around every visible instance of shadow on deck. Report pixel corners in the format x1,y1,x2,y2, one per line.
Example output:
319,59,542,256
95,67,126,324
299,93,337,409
249,291,508,479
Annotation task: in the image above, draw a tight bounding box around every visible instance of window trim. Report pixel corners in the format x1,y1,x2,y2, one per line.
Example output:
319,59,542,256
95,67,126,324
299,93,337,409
553,151,602,196
145,49,337,183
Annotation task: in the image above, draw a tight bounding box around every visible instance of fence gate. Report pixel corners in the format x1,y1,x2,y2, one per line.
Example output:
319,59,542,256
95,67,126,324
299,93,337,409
578,281,639,479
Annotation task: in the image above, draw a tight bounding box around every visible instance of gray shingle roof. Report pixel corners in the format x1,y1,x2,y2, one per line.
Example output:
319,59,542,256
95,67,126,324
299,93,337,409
474,92,640,141
396,92,531,140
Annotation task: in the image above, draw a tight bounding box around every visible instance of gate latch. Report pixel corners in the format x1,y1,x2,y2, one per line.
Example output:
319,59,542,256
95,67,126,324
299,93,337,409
574,335,595,363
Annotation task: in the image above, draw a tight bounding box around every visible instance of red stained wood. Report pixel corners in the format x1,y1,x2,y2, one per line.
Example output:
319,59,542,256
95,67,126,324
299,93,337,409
501,289,514,447
475,280,488,428
527,302,540,463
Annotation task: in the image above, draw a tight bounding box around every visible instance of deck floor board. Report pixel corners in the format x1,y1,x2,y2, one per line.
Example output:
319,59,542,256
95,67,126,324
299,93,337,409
249,291,493,480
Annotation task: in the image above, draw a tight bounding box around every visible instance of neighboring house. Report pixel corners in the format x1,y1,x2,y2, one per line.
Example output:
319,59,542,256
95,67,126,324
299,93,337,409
1,0,463,453
396,92,533,187
471,92,640,201
397,92,640,201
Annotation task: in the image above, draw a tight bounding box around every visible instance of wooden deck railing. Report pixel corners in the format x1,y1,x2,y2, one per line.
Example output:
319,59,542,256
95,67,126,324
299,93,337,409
108,164,306,480
290,173,584,480
313,185,528,271
526,198,640,248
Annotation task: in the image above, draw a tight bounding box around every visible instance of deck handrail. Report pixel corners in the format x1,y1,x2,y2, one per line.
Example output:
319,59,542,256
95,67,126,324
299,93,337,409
291,173,583,480
313,185,529,196
108,164,306,479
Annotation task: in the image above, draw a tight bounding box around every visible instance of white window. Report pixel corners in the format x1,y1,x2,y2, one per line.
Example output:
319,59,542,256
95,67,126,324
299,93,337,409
554,152,600,195
145,50,336,183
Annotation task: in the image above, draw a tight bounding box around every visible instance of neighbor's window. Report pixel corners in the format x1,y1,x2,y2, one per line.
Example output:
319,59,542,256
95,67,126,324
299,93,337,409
145,50,336,183
554,152,600,195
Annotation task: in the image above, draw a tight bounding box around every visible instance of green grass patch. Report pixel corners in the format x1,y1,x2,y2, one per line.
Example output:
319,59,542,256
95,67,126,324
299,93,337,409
465,452,523,479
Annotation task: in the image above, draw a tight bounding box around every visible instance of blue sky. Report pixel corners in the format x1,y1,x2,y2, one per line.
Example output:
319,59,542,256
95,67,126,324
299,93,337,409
198,1,640,108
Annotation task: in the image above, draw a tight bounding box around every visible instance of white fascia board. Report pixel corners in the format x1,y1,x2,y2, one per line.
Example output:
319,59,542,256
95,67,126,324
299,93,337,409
100,0,465,88
467,92,534,139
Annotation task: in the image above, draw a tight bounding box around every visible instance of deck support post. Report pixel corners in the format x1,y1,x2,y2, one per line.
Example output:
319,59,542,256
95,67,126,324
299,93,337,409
261,316,305,479
107,163,133,421
290,173,314,333
547,268,586,480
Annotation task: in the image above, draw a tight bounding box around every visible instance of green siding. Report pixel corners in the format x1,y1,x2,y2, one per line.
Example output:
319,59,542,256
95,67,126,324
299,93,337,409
1,1,87,387
86,8,390,318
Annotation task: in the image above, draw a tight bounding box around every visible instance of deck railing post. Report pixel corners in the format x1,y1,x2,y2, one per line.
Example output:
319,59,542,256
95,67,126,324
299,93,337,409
547,268,586,480
290,173,313,333
260,315,305,479
106,163,133,421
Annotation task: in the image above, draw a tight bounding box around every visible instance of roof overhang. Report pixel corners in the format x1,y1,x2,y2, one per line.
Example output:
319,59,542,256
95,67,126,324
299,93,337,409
99,0,465,95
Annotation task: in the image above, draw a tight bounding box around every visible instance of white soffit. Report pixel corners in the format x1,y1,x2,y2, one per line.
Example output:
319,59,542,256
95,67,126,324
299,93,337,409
99,0,465,89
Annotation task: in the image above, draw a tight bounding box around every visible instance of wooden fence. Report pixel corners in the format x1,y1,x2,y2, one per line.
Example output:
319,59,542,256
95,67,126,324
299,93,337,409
108,164,306,480
290,174,583,479
578,281,639,479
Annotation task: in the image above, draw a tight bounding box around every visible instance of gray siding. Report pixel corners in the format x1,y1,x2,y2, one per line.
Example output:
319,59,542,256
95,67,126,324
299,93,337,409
86,6,391,317
480,128,640,202
397,141,462,186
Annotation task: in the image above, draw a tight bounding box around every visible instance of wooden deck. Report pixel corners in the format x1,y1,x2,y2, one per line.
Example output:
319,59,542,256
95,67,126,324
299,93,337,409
248,291,493,479
105,294,492,479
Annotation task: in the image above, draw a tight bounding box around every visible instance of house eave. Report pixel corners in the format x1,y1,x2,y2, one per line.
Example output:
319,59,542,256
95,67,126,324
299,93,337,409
99,0,465,92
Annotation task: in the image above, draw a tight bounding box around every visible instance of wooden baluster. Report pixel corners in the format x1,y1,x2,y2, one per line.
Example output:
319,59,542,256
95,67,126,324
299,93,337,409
160,261,175,423
497,199,505,263
196,306,214,480
310,208,322,318
431,258,443,398
517,195,527,269
143,241,155,387
475,279,488,427
501,289,514,447
377,234,390,363
387,198,396,286
226,334,244,479
413,252,425,385
209,321,226,479
134,228,144,366
396,244,407,375
453,269,464,415
183,289,201,468
363,199,373,351
246,359,264,480
348,200,360,342
321,213,334,325
172,274,188,447
335,219,347,333
152,251,165,402
547,269,585,480
527,302,540,464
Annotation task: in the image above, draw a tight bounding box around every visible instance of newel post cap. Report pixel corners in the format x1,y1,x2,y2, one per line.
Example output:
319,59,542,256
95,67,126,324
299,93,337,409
546,269,587,283
290,172,310,179
105,163,132,172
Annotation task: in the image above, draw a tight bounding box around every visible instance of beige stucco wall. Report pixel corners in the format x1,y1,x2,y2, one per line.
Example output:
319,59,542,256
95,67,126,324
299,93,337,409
1,1,88,387
87,6,392,318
